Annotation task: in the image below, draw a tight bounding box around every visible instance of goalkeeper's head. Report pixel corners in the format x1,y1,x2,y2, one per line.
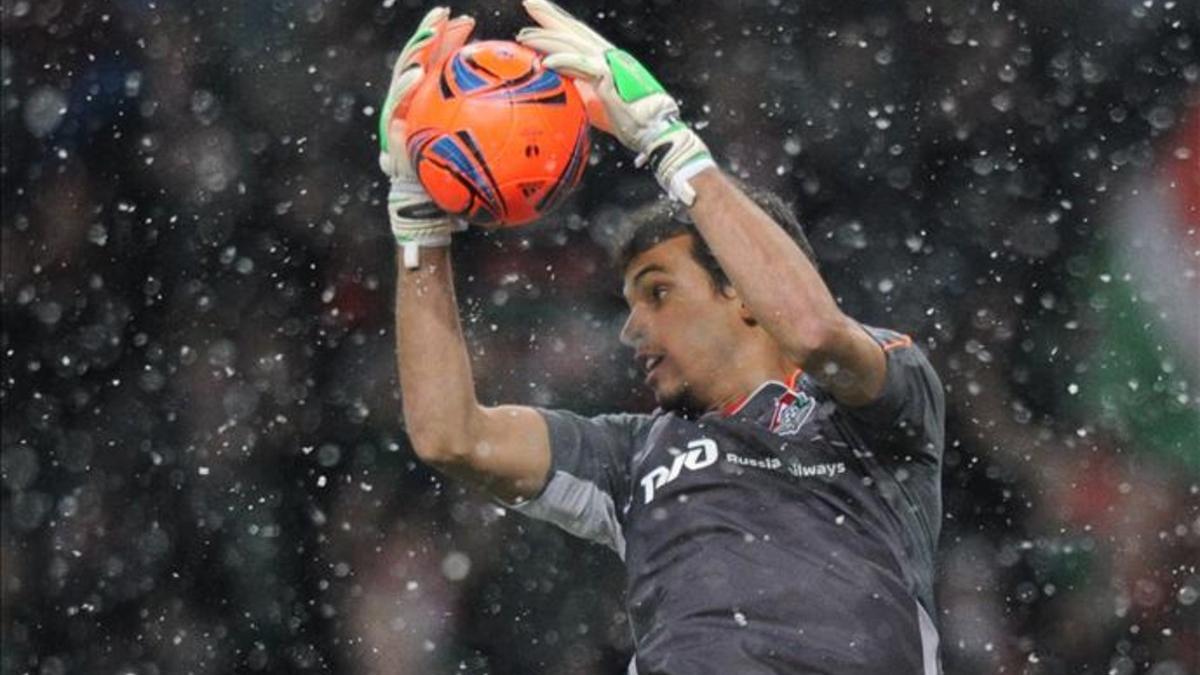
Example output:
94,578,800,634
615,183,817,415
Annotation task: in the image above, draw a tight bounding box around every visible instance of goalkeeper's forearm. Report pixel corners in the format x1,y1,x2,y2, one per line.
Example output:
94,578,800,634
687,169,845,360
394,246,482,464
687,168,890,405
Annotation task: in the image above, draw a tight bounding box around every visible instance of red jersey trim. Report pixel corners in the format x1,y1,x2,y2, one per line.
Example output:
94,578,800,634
881,334,913,352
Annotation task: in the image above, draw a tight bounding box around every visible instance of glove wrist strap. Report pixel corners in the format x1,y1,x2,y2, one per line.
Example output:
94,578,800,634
636,126,715,205
388,180,456,269
667,156,717,205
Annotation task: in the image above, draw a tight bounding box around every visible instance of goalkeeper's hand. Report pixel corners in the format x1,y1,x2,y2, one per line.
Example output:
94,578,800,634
516,0,715,205
379,7,474,269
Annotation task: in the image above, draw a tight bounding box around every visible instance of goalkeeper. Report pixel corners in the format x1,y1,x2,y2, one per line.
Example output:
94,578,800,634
382,3,945,673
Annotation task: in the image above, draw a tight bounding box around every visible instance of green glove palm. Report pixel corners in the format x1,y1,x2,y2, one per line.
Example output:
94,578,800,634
517,0,715,205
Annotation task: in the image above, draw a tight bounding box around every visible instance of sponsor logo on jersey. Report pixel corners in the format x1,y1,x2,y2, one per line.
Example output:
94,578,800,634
640,438,719,504
638,437,846,504
724,452,845,479
785,460,846,478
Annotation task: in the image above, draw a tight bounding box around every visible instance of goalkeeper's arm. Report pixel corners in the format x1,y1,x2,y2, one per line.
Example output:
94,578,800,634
395,248,551,503
383,8,550,502
685,170,887,407
517,0,887,407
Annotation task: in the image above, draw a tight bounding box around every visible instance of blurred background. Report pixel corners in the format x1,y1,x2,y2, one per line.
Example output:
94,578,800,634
2,0,1198,673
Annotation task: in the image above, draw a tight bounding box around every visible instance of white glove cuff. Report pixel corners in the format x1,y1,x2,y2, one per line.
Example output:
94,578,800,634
388,180,457,269
667,155,717,206
638,127,714,205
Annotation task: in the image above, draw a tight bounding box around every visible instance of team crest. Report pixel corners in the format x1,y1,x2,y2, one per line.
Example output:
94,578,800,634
770,392,814,436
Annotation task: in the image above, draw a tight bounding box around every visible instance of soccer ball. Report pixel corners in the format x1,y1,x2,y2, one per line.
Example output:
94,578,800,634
403,40,590,227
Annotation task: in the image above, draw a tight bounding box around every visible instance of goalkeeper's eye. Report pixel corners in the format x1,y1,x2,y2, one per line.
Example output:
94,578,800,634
652,285,669,302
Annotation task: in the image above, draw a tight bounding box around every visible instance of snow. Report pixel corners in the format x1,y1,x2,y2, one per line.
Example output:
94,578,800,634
1,1,1197,673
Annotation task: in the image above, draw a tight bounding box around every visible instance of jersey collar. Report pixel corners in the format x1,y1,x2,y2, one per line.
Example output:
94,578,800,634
718,368,805,418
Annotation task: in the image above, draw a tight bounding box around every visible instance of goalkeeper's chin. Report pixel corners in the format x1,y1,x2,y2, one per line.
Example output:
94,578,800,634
654,381,706,419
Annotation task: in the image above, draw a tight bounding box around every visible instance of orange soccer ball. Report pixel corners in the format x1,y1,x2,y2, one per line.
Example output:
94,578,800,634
402,40,590,227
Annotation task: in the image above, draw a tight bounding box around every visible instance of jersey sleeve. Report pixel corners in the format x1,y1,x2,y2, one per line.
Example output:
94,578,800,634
841,325,946,463
504,408,653,559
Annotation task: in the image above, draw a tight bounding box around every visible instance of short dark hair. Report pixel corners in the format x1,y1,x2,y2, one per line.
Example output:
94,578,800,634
616,179,817,292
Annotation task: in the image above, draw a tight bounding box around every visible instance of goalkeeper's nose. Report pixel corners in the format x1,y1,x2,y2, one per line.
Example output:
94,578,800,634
619,307,645,349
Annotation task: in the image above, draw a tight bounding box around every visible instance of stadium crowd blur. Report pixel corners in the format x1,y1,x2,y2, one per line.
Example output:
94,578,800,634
2,0,1197,673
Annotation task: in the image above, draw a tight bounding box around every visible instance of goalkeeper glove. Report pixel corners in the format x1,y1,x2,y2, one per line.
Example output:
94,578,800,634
516,0,715,205
378,7,474,268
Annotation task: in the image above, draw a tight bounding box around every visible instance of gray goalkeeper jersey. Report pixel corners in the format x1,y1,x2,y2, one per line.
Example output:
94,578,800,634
511,325,945,675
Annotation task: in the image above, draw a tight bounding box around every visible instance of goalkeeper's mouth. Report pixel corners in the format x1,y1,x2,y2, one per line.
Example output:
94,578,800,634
639,352,665,385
